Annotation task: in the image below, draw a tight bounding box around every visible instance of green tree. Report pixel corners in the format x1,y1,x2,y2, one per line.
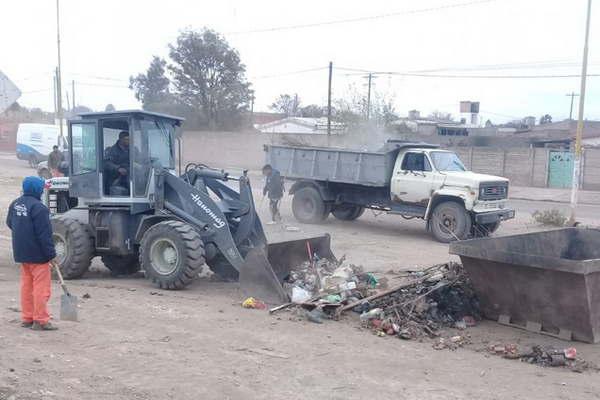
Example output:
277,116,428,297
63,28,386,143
129,56,172,109
104,104,116,112
540,114,553,125
168,28,252,130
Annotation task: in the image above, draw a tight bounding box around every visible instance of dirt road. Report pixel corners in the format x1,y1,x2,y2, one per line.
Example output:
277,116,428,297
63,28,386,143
1,154,600,400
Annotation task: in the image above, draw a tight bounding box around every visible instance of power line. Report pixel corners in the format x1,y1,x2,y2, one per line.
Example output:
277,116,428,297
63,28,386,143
74,82,130,89
21,88,52,94
336,66,600,79
251,66,328,80
226,0,498,35
69,73,129,83
410,60,600,73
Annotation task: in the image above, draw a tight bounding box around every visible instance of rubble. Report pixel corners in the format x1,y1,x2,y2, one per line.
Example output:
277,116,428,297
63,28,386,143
342,262,480,340
488,344,598,373
280,258,479,341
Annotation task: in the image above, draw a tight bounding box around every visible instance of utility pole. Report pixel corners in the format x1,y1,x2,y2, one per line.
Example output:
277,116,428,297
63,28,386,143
52,74,57,115
566,92,579,120
569,0,593,225
55,0,63,138
249,94,255,127
327,61,332,145
72,80,75,109
366,73,372,120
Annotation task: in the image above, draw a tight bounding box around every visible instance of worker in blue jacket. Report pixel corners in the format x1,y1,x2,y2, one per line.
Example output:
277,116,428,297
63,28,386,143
6,176,57,331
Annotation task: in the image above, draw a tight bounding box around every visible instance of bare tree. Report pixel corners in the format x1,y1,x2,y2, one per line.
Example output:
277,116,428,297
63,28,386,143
270,94,301,117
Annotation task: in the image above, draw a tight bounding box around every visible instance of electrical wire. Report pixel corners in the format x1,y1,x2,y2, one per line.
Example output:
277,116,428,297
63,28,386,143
336,66,600,79
20,88,52,94
251,66,328,80
226,0,498,35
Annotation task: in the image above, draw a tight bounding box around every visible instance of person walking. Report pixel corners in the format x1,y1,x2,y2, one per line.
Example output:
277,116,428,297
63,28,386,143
262,164,284,224
6,176,57,331
47,145,65,177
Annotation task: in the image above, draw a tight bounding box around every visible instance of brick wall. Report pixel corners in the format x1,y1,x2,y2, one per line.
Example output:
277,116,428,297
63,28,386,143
180,130,600,190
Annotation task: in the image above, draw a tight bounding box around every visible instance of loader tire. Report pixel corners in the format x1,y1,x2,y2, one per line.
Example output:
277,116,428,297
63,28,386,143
292,187,328,224
429,201,472,243
140,220,205,290
332,204,365,221
51,217,94,279
101,254,141,276
207,254,239,281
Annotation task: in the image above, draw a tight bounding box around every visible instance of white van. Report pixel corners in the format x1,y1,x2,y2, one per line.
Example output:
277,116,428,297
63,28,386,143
16,123,67,167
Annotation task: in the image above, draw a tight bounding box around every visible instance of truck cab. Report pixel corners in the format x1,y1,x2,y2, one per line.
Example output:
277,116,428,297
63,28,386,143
389,147,514,242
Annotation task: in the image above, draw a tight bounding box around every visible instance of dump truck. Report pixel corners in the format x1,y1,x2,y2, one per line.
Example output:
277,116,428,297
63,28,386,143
50,110,333,304
265,141,514,242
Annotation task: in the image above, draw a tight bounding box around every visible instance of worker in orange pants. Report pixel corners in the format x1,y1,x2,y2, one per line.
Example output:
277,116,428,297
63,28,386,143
20,263,52,327
7,177,57,331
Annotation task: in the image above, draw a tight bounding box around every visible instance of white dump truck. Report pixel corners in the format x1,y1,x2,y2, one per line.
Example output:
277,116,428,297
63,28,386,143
265,141,514,242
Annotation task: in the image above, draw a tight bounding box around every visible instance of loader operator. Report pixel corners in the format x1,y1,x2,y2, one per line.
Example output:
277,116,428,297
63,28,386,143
6,176,58,331
105,131,131,196
262,164,284,223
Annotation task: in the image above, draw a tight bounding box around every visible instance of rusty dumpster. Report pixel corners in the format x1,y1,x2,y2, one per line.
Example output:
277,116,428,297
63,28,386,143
449,228,600,343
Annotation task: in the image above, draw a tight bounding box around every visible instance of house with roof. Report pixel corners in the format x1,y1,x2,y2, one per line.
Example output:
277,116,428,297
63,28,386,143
254,117,346,135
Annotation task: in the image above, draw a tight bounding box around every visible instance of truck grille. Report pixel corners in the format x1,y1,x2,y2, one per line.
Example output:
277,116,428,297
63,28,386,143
479,182,508,201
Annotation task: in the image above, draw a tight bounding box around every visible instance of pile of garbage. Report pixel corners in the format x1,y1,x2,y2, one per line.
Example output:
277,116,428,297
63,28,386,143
488,344,596,372
350,262,480,339
283,256,381,304
269,259,480,340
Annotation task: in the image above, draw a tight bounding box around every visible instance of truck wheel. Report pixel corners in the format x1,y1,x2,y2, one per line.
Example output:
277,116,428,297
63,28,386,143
292,187,328,224
101,254,141,276
430,201,472,243
140,220,206,290
51,217,94,279
332,204,365,221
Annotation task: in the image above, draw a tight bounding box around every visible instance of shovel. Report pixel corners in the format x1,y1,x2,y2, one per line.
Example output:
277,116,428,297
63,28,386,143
52,262,78,322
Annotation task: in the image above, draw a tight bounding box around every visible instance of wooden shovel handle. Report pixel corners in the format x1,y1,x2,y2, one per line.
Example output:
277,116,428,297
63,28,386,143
51,261,71,296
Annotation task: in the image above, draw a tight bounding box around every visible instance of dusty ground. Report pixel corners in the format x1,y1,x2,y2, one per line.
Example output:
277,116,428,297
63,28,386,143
1,152,600,400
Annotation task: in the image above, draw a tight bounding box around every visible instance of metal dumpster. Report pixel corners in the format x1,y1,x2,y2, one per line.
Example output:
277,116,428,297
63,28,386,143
450,228,600,343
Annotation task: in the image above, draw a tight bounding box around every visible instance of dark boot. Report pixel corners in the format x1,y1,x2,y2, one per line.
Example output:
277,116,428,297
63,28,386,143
31,322,58,331
21,321,33,328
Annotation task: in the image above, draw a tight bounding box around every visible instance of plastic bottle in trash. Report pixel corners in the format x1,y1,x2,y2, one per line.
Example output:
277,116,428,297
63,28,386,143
360,308,384,321
338,281,357,291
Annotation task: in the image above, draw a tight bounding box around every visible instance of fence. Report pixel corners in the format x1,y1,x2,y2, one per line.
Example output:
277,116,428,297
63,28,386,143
181,130,600,191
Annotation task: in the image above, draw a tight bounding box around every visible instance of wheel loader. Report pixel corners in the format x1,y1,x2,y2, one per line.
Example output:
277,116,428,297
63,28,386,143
51,110,334,304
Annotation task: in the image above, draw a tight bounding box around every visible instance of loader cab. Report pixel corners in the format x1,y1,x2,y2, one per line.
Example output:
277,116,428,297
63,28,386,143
67,110,183,205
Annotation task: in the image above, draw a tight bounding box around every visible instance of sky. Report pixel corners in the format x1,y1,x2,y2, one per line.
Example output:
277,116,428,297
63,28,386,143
1,0,599,124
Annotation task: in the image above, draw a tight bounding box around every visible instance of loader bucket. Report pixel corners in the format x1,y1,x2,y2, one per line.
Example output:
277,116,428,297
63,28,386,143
450,228,600,343
239,235,335,305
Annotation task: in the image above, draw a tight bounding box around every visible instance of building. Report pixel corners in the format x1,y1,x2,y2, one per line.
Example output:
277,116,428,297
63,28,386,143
519,120,600,147
251,112,286,125
254,117,346,135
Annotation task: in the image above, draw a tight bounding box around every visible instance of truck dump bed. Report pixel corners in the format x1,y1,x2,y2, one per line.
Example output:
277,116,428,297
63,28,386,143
265,143,432,187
